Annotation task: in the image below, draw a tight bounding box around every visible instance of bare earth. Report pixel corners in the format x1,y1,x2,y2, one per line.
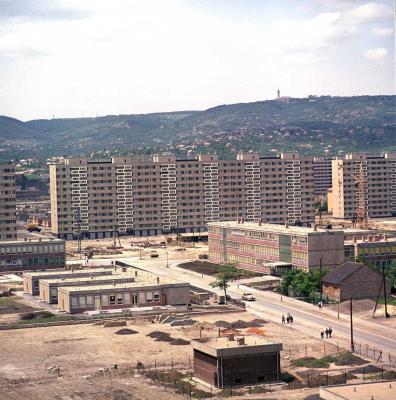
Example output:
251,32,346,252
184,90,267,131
0,310,341,399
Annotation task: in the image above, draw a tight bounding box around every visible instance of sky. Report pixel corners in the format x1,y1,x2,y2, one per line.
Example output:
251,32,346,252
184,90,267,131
0,0,394,121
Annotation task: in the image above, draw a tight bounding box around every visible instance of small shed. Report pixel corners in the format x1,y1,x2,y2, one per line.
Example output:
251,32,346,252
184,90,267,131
322,262,391,302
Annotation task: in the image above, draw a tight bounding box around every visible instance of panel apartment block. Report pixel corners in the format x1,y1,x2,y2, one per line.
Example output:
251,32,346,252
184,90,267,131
313,157,332,198
0,162,16,241
332,153,396,220
50,153,315,240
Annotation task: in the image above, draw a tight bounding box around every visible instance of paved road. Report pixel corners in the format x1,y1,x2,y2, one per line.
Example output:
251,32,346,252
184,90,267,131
114,255,396,359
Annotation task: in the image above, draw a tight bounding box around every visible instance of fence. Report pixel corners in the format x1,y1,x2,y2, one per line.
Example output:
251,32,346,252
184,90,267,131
353,342,396,368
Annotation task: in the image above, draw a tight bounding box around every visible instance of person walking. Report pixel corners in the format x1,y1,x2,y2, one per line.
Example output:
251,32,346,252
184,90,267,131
286,314,290,324
282,314,285,324
320,330,324,339
328,327,332,338
290,315,294,324
325,328,329,338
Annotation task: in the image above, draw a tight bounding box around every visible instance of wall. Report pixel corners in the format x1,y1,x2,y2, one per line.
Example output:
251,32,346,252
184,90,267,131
323,284,340,301
194,349,218,386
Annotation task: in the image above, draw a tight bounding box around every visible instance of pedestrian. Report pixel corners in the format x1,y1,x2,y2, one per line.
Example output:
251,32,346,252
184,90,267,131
282,314,285,324
290,315,293,324
325,328,329,338
320,330,324,339
286,315,290,324
328,327,332,338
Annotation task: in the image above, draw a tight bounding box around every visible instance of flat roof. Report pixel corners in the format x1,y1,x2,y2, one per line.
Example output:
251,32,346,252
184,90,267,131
208,221,345,236
57,278,188,294
23,268,113,278
319,381,396,400
39,274,135,285
192,335,282,358
0,239,64,245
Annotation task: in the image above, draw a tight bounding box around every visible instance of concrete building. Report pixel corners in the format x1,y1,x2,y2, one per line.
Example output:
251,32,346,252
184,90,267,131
208,221,345,273
0,238,65,272
49,153,315,240
332,153,396,220
322,261,391,301
57,274,190,313
193,334,282,388
0,162,16,241
23,268,114,295
344,235,396,268
313,157,332,198
39,274,136,304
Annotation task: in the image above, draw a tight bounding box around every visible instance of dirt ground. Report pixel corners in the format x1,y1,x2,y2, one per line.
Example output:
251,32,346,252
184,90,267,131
0,310,342,399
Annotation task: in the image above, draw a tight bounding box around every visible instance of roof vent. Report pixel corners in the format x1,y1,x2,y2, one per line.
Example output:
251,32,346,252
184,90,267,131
228,333,235,341
237,337,245,345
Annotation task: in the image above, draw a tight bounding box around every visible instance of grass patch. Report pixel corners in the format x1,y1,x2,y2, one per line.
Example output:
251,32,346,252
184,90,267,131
378,297,396,306
178,261,263,278
0,296,37,315
16,314,76,325
334,352,366,366
292,356,336,369
366,370,396,381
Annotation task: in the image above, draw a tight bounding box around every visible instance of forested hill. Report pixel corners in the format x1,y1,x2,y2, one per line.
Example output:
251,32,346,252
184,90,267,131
0,95,394,162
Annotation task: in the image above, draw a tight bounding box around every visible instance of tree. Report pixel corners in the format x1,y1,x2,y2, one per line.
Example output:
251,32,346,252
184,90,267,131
210,264,240,304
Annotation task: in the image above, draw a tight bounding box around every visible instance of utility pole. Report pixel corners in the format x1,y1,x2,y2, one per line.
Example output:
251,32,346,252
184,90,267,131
382,264,389,318
319,258,323,305
350,296,354,352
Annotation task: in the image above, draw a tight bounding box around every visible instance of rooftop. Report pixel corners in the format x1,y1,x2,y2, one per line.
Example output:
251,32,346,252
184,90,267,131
57,277,187,294
0,238,64,246
322,262,364,285
320,381,396,400
192,335,282,357
23,268,113,278
40,274,136,285
208,221,345,235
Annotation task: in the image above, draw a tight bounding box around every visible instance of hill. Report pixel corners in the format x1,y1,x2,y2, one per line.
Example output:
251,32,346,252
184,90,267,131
0,95,394,162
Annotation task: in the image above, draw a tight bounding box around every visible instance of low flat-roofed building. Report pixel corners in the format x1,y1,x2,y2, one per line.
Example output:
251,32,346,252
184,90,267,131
208,221,345,272
319,380,395,400
23,268,114,295
0,239,65,272
39,274,136,304
57,273,190,313
193,334,282,388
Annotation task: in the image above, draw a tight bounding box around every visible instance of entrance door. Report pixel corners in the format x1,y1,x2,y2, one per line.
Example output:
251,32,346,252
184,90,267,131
94,296,101,310
132,294,138,307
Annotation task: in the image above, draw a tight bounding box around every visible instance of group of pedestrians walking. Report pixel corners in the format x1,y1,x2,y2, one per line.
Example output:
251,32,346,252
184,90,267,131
320,327,333,339
281,313,294,324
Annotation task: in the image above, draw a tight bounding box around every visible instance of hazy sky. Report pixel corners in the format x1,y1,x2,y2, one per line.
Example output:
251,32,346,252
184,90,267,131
0,0,394,121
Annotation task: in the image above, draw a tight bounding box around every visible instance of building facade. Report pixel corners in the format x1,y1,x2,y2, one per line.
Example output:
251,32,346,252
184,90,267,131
0,162,16,241
332,153,396,220
313,157,333,198
208,221,345,273
49,153,315,240
0,239,65,272
193,335,282,388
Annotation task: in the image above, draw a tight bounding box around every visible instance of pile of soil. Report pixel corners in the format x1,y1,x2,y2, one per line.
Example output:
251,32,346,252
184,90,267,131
327,299,375,315
219,328,241,336
215,320,231,328
115,329,138,335
247,327,266,336
334,352,367,366
146,331,174,342
170,338,191,346
217,319,268,329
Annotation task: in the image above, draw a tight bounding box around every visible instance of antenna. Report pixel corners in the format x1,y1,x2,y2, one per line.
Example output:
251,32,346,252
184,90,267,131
277,88,280,99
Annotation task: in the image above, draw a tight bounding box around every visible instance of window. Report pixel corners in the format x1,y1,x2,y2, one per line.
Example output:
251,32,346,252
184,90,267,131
117,294,123,305
109,295,116,305
71,297,78,308
124,293,131,304
86,296,94,306
101,294,109,306
154,292,160,302
146,292,153,302
79,296,86,308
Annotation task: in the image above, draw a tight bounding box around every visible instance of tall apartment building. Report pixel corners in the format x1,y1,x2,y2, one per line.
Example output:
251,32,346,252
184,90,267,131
0,162,17,241
50,153,315,240
332,153,396,220
313,157,332,198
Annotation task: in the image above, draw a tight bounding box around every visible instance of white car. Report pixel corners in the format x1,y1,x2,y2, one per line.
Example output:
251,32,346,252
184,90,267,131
242,293,255,301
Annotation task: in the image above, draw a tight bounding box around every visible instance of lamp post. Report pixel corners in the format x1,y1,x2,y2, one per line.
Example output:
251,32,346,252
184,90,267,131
350,296,354,352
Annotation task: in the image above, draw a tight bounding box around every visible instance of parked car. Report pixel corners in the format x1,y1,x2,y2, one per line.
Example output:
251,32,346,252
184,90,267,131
242,292,255,301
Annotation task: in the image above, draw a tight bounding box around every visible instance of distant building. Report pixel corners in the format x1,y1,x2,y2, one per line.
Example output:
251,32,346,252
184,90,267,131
208,221,345,272
49,153,315,240
0,239,65,273
332,153,396,220
322,261,391,301
313,157,332,198
193,334,282,388
0,162,16,241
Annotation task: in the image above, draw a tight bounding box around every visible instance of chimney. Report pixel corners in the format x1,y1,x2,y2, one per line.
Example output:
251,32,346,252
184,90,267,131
113,280,116,286
384,234,388,242
353,237,357,244
135,270,138,277
228,333,235,341
241,217,244,224
313,224,317,232
237,337,245,345
285,221,289,229
156,277,160,284
259,220,262,226
237,217,241,224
